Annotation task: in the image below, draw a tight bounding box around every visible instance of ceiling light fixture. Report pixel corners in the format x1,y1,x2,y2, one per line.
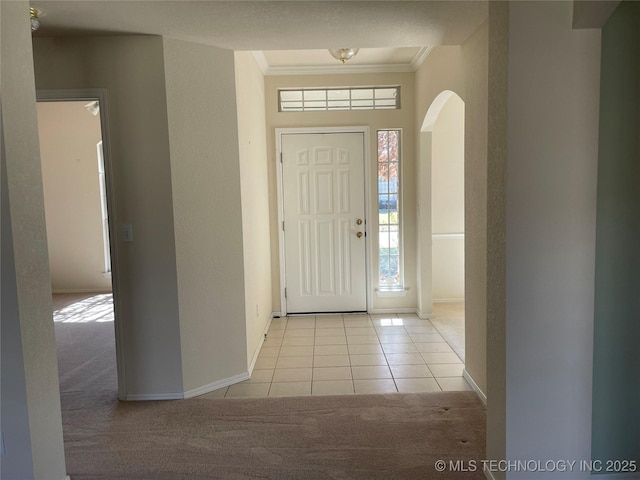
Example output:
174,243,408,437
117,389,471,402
30,7,42,31
328,48,359,64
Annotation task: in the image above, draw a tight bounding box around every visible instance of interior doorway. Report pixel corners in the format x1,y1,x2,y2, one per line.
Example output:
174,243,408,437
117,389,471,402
418,90,466,359
36,90,125,399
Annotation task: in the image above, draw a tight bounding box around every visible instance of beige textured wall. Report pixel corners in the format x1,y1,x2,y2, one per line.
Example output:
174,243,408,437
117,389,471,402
265,72,416,313
486,1,508,473
0,2,67,477
414,20,488,397
163,38,248,392
37,101,112,292
234,52,273,367
431,95,465,301
415,47,464,316
461,19,489,398
33,36,184,397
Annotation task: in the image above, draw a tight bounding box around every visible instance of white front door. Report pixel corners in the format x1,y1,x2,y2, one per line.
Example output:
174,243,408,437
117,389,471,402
281,132,367,313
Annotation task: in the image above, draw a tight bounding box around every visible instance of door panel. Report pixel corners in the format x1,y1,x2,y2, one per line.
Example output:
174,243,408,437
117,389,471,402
282,132,366,313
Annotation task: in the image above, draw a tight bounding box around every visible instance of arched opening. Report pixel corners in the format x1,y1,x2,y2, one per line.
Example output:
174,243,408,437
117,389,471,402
417,90,465,357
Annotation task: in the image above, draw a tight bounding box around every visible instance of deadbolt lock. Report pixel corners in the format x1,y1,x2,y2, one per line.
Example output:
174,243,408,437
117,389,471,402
356,219,363,225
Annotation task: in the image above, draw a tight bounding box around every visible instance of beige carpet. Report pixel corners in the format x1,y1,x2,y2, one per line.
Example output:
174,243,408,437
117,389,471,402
54,295,485,479
62,391,485,480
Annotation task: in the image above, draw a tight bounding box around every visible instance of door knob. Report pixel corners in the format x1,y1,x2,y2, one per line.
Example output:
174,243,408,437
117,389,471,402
357,232,363,238
356,219,363,225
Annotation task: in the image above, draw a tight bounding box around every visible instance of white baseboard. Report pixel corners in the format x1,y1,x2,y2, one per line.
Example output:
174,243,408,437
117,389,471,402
272,311,282,318
125,392,184,401
65,476,72,480
415,308,435,319
183,371,250,399
247,313,275,375
127,371,254,400
369,307,417,314
463,369,487,405
433,298,465,303
52,289,112,294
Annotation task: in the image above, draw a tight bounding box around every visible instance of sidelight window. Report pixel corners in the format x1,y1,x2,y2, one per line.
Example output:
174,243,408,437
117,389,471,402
377,130,402,290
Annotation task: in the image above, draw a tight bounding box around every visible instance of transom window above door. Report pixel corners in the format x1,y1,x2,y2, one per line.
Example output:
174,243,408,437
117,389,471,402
279,87,400,112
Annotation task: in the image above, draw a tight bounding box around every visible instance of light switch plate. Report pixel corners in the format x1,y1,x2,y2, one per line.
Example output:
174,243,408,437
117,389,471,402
122,224,133,242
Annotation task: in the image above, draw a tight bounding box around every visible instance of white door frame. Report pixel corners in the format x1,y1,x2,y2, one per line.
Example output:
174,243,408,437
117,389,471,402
276,126,372,316
36,89,126,400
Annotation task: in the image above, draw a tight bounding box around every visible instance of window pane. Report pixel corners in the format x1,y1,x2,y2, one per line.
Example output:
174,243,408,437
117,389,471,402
328,100,350,109
377,129,402,289
328,89,349,100
378,131,388,163
388,163,399,192
279,87,400,112
375,88,397,99
378,163,389,193
280,90,302,101
304,100,327,109
379,256,390,282
351,100,373,108
351,89,373,100
388,131,399,162
389,256,400,280
304,90,326,101
281,101,303,111
387,194,398,214
375,99,397,108
379,230,390,249
389,228,399,248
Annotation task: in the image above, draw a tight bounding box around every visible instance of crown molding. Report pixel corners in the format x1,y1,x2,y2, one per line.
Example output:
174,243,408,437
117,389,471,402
263,63,415,76
251,51,269,74
253,47,434,76
410,46,435,70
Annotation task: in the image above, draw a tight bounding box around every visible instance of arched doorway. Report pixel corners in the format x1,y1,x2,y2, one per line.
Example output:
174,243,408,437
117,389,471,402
417,90,465,356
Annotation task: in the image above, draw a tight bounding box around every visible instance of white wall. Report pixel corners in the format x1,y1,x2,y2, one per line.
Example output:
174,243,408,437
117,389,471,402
505,2,600,475
265,72,416,313
432,95,465,235
431,94,465,301
37,101,112,293
163,38,248,393
33,36,184,398
0,2,67,478
235,52,273,369
431,237,464,300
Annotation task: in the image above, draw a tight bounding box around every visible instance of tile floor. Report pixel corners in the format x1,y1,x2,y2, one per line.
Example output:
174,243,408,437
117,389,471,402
200,310,471,399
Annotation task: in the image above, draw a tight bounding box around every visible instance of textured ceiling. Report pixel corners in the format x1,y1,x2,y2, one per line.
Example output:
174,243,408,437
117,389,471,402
33,1,488,51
